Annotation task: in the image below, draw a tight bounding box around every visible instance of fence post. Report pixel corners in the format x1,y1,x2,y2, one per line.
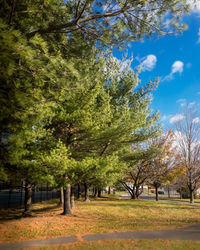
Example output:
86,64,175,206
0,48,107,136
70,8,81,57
8,183,12,209
40,184,42,202
46,183,48,200
20,181,24,208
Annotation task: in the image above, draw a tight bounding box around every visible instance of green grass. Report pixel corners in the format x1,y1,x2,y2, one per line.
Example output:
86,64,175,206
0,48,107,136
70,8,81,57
0,196,200,243
162,197,200,203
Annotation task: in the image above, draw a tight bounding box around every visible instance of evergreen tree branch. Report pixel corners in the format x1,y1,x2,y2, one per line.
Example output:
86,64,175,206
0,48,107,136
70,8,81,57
27,6,130,38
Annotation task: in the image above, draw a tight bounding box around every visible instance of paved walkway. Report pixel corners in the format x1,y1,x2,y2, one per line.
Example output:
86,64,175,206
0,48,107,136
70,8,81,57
0,224,200,250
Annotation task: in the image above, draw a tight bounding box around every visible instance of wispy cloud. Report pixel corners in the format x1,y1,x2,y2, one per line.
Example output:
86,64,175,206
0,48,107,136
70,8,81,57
176,98,186,107
193,117,200,124
176,98,186,104
188,0,200,13
161,115,167,121
197,28,200,43
141,54,157,72
162,60,184,81
170,114,185,124
186,62,192,68
189,101,196,108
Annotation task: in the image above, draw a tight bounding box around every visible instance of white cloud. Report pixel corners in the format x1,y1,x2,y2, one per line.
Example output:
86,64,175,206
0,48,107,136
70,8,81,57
172,61,184,74
188,0,200,13
197,28,200,43
162,60,184,81
170,114,185,124
193,117,200,124
141,54,157,72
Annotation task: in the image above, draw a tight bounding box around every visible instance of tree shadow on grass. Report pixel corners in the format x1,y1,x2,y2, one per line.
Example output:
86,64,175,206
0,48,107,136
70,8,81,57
0,201,61,221
0,208,23,221
32,204,60,214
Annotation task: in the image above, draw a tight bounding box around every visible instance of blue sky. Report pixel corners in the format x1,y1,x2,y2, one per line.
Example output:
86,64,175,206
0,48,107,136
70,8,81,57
114,4,200,129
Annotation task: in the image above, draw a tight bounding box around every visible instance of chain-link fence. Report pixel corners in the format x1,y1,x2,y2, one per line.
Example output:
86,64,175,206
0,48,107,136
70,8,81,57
0,181,60,209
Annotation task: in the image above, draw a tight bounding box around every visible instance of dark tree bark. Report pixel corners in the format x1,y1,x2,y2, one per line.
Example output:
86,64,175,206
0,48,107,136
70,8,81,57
63,184,72,215
98,189,101,198
93,188,97,197
59,187,64,206
84,183,90,202
8,0,17,25
131,193,136,199
155,185,159,201
179,189,182,199
121,181,142,200
189,188,194,204
167,185,170,198
77,183,81,200
23,182,32,217
70,186,75,208
108,186,111,195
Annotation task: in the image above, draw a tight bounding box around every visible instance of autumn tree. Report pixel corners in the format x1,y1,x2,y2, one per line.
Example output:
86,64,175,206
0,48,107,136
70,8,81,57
173,106,200,203
120,143,160,199
147,131,177,201
164,165,185,198
174,172,187,199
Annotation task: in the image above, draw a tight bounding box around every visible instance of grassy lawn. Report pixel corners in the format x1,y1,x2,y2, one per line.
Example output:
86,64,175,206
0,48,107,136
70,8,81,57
0,196,200,243
33,239,200,250
161,197,200,203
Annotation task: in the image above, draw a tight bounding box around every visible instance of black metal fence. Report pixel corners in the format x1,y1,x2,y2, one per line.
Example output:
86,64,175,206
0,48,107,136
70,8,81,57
0,181,60,209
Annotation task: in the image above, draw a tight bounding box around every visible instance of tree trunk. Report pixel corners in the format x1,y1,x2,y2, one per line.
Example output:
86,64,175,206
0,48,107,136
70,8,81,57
131,193,136,199
70,186,75,208
190,188,194,204
84,183,90,202
155,186,159,201
98,189,101,198
77,183,81,200
129,186,137,199
59,187,64,205
93,188,97,197
108,186,111,194
180,189,182,199
23,182,32,217
63,184,72,215
135,186,140,199
168,185,170,198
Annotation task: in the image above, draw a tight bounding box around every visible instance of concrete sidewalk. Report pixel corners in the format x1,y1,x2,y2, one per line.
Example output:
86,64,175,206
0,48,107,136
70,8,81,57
83,224,200,242
0,224,200,249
